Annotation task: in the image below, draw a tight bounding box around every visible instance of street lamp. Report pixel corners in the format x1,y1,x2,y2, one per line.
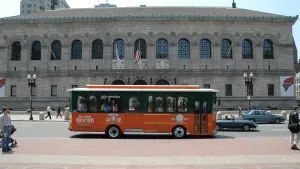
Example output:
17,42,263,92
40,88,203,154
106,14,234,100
27,74,37,120
243,72,254,110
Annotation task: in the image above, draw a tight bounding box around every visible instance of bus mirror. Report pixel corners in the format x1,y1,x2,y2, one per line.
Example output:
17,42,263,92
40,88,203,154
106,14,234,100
218,100,221,105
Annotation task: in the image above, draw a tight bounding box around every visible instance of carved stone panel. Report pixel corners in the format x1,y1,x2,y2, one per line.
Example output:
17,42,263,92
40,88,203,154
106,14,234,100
133,60,148,69
156,59,170,69
111,59,125,69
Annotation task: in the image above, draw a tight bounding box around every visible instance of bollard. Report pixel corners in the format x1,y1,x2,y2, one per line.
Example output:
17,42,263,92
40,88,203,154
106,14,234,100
64,107,70,120
281,111,288,120
39,112,45,120
216,111,223,120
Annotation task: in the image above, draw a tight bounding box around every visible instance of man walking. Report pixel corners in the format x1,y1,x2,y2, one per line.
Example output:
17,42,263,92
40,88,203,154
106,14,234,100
45,105,52,120
288,105,300,150
56,106,62,119
0,106,12,152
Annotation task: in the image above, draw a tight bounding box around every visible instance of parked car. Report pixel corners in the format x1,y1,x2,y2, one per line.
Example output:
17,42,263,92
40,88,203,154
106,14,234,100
241,110,285,124
216,116,258,131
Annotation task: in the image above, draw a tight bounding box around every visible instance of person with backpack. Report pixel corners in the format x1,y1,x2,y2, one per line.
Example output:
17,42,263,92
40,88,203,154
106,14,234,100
288,105,300,150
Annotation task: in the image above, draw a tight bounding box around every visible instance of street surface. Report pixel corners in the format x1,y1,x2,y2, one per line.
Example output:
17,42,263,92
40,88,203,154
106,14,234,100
1,121,300,169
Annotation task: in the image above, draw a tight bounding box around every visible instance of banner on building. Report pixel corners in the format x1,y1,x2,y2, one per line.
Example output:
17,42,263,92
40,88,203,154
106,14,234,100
280,76,294,97
0,78,6,97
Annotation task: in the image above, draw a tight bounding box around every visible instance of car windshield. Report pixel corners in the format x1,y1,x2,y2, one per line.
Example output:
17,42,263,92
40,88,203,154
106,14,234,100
244,110,251,114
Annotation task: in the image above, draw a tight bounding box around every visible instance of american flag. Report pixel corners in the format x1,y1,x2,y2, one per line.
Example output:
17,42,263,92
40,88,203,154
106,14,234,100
0,78,6,88
135,40,141,62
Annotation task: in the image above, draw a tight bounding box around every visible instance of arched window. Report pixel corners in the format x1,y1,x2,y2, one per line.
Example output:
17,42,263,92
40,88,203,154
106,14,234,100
156,39,168,59
92,39,103,59
263,39,273,59
71,40,82,60
242,39,253,59
134,38,147,59
200,39,211,59
221,39,232,58
113,39,125,59
178,39,190,59
11,41,21,61
31,41,41,60
51,40,61,60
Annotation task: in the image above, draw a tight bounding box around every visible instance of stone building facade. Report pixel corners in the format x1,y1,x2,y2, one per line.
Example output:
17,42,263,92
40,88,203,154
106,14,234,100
0,7,298,110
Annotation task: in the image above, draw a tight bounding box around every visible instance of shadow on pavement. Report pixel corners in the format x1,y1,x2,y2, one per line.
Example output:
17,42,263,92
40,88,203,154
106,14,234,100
218,129,260,132
70,134,235,140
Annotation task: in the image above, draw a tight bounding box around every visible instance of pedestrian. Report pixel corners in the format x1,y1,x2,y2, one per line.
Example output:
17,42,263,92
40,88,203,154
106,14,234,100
238,106,242,117
0,106,12,153
56,106,62,119
288,105,300,150
45,105,52,120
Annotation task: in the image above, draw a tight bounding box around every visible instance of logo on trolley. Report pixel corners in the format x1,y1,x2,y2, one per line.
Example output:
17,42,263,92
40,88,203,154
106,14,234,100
106,113,121,123
171,114,189,123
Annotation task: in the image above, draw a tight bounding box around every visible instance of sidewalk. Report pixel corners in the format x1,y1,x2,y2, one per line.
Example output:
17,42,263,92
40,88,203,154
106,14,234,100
1,138,300,169
10,114,68,122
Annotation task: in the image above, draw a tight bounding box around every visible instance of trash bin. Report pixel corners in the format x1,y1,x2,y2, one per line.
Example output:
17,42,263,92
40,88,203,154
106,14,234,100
216,111,223,120
39,112,45,120
64,107,70,120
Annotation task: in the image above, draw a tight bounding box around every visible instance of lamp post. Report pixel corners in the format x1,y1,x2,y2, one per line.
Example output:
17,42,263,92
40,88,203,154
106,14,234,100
27,74,37,120
243,72,254,110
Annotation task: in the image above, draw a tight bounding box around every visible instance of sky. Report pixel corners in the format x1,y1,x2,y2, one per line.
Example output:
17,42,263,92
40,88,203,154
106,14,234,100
0,0,299,58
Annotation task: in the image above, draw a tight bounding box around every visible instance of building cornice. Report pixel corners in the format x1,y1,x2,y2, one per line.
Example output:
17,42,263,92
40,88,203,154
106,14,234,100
0,15,298,25
1,69,295,77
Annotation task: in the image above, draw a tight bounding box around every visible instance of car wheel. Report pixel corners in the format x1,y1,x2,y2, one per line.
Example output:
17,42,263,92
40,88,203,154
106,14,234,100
106,125,121,138
275,118,281,124
243,124,250,132
172,126,186,138
249,118,255,122
216,125,221,131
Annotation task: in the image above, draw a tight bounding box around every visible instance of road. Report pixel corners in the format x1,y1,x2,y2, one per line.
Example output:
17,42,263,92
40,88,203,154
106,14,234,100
1,121,298,169
11,121,290,139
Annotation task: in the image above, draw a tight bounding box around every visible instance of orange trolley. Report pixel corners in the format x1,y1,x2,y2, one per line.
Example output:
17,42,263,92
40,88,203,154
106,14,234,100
67,85,219,138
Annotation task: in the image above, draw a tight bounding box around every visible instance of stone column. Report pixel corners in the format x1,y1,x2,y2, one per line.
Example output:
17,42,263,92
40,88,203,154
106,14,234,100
102,43,112,70
213,43,221,70
147,43,155,69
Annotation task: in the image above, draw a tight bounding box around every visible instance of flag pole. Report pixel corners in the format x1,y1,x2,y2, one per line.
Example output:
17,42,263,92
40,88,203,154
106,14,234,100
226,44,232,58
49,45,56,59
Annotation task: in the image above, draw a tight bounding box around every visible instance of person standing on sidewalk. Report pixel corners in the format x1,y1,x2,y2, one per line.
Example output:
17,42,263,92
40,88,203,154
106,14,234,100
288,105,300,150
56,106,62,119
0,106,12,152
45,105,52,120
238,106,242,117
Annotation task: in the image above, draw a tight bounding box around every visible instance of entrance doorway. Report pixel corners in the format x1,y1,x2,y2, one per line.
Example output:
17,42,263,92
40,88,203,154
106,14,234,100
111,80,126,85
155,80,170,85
133,80,148,85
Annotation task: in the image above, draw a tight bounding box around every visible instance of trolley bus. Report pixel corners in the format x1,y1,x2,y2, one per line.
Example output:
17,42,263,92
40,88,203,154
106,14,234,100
67,85,219,138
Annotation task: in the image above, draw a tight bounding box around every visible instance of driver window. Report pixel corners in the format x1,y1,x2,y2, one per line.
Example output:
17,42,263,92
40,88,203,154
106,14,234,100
261,111,267,115
129,97,140,112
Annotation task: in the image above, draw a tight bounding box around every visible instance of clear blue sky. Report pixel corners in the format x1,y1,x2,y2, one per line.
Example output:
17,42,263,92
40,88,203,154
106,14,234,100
0,0,298,58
